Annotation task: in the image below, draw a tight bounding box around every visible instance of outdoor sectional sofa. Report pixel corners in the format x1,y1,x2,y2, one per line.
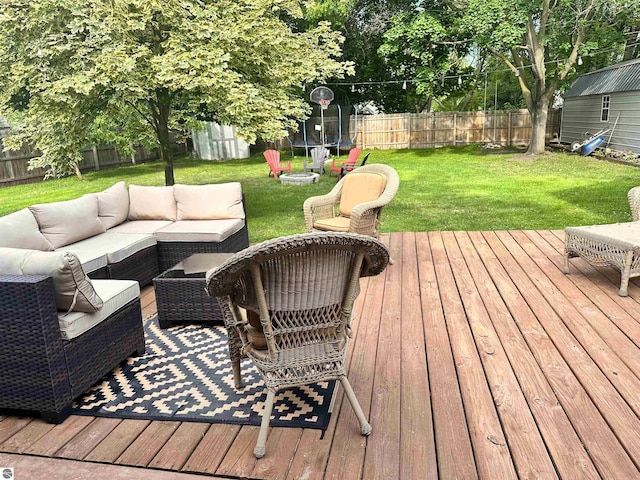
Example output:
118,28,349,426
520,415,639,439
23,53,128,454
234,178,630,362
0,181,249,423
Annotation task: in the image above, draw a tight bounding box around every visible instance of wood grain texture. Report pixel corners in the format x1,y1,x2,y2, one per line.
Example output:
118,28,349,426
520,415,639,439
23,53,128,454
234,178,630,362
1,230,640,479
430,231,517,479
84,420,151,463
415,233,478,480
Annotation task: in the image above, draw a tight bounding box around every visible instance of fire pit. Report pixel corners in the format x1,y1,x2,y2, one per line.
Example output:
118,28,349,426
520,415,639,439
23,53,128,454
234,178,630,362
279,172,320,185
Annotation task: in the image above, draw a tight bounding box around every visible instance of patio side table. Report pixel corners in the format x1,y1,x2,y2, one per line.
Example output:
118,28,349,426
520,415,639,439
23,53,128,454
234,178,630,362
153,253,234,328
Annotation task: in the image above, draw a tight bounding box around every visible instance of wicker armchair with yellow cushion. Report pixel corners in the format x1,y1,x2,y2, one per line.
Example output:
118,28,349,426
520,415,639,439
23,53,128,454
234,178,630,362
303,164,399,238
206,232,389,458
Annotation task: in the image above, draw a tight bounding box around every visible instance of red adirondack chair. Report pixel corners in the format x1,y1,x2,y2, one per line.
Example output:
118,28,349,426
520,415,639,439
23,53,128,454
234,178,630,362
329,147,362,176
264,150,292,179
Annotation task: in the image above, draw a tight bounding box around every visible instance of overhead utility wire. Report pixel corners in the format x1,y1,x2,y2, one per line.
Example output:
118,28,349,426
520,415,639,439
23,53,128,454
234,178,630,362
327,41,640,88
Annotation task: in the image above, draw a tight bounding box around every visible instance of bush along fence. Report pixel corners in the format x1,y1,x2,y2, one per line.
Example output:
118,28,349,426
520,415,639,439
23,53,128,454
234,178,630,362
275,109,561,151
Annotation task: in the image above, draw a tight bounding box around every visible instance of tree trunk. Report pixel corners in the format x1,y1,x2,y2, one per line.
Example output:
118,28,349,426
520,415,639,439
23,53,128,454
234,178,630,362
156,103,174,186
73,162,83,180
527,100,548,155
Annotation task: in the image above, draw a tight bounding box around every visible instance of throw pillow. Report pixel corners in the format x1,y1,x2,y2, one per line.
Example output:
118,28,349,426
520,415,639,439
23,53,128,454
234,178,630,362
128,185,177,221
0,248,103,312
95,181,129,229
0,208,54,251
174,183,245,220
30,196,106,249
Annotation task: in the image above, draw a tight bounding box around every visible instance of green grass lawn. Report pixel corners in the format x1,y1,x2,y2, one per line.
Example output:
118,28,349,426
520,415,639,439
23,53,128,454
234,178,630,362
2,145,639,243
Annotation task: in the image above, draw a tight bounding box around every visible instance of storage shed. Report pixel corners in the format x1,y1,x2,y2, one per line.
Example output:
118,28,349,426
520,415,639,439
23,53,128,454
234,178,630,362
560,58,640,154
192,122,250,161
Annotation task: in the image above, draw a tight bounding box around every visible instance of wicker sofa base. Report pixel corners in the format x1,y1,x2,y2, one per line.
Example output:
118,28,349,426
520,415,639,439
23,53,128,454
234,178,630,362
87,266,109,280
564,225,640,297
154,275,223,328
157,225,250,272
0,275,145,423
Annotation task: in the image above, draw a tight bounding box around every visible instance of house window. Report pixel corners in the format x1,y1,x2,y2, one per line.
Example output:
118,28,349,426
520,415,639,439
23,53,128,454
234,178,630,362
601,95,610,122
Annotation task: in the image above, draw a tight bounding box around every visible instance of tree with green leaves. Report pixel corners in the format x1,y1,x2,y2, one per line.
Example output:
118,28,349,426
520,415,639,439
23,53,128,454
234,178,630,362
0,0,352,184
302,0,421,112
378,8,478,113
460,0,637,154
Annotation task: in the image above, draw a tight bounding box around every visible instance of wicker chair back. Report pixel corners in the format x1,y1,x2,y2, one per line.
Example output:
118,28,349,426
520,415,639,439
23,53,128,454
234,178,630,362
206,232,389,457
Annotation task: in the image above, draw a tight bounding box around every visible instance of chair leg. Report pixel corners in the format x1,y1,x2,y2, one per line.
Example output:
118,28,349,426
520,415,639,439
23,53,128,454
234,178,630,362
563,251,570,274
339,376,372,436
231,359,243,389
619,251,634,297
254,389,276,458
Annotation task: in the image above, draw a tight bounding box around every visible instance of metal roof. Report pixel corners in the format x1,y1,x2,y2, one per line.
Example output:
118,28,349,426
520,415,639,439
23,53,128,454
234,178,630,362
564,58,640,98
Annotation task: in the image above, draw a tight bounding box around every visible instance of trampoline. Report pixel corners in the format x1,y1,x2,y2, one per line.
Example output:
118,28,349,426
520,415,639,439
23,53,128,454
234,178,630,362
286,104,358,157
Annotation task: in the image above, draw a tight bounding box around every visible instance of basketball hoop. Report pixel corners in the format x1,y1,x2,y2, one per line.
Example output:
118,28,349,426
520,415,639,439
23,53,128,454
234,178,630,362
310,86,334,108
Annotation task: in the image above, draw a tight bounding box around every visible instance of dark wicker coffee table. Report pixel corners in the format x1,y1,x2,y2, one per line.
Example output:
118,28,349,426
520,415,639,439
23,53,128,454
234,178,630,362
153,253,234,328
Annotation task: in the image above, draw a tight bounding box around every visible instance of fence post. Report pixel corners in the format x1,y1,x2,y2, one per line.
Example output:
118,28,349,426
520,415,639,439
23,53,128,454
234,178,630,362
92,145,100,171
493,111,497,142
508,111,512,147
407,113,412,149
362,116,366,150
453,113,457,146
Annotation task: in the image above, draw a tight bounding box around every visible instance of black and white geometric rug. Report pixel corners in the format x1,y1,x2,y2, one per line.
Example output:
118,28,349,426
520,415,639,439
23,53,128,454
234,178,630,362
72,316,336,430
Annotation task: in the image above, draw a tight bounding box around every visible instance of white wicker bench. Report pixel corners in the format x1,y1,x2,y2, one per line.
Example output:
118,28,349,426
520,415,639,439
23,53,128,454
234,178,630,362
564,187,640,296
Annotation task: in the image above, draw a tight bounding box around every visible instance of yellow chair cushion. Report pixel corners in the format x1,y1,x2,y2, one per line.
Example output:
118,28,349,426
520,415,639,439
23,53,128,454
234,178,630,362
339,173,387,217
313,216,351,232
246,324,267,350
244,310,267,349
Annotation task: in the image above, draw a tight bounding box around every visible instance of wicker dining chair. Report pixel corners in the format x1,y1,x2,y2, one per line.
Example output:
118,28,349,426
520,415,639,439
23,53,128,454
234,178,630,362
206,232,389,458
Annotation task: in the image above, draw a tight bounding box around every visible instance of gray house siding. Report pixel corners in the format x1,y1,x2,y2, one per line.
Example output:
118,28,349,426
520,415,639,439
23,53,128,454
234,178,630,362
560,90,640,154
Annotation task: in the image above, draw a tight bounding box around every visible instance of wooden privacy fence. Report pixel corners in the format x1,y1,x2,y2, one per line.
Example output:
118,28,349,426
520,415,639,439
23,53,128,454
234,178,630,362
356,109,561,149
0,134,188,186
277,109,561,151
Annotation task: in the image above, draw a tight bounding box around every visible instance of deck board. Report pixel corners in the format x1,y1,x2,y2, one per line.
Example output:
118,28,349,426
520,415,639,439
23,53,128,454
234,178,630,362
1,231,640,479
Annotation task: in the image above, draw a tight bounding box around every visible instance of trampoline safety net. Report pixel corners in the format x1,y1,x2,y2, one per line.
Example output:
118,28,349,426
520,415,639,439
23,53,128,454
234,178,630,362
287,104,356,151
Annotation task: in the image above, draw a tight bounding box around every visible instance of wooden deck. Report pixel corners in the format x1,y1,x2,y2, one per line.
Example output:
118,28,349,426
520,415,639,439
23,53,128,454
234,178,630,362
1,231,640,479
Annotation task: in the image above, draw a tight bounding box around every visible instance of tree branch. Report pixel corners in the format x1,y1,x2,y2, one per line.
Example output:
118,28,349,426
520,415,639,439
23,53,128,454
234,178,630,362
126,99,157,132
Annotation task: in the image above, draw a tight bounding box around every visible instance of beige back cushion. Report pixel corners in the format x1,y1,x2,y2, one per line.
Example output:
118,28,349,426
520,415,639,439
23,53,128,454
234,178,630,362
128,185,177,221
0,248,103,312
0,208,54,251
30,196,106,249
339,173,387,217
174,183,245,220
96,181,129,229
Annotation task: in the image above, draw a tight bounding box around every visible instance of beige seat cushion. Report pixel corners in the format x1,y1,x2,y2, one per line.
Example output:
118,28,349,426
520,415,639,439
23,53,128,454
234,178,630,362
128,185,177,221
154,219,244,243
30,196,106,248
58,280,139,340
107,220,173,234
174,183,245,220
0,248,103,312
313,216,351,232
57,249,107,275
565,222,640,250
0,208,54,251
59,232,157,265
339,172,387,217
95,181,129,229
